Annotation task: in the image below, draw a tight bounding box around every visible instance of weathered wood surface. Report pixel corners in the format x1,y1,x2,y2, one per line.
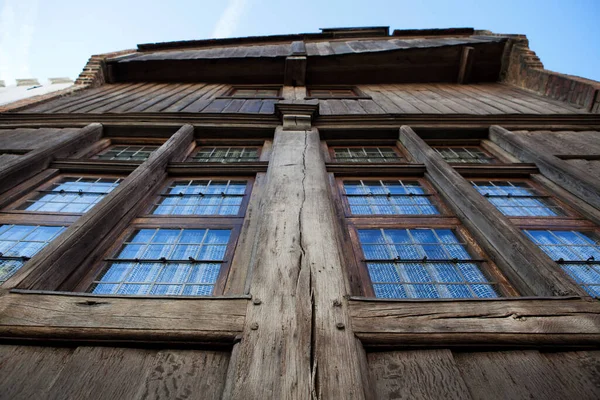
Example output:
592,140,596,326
223,127,368,399
16,83,588,115
350,298,600,346
490,125,600,210
368,349,470,400
3,125,194,291
0,123,102,194
454,350,600,400
0,345,231,400
515,130,600,155
400,125,586,297
0,127,79,150
0,292,247,343
368,349,600,400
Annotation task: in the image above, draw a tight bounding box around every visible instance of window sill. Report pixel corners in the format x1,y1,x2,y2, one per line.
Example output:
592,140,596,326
0,289,249,345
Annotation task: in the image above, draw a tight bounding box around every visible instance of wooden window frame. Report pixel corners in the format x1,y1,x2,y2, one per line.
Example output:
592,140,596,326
306,86,371,100
71,174,254,296
334,174,516,298
328,145,408,164
2,173,125,217
187,146,263,163
336,177,451,218
142,176,254,219
219,86,283,99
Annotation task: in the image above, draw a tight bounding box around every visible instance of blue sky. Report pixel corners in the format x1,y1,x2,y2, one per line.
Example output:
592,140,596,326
0,0,598,83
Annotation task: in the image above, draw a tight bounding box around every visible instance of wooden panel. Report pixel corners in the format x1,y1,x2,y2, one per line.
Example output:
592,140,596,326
349,298,600,347
0,128,79,150
136,350,230,399
454,351,589,400
0,292,247,343
567,159,600,177
45,347,155,400
0,345,74,400
368,350,470,400
541,351,600,399
517,130,600,155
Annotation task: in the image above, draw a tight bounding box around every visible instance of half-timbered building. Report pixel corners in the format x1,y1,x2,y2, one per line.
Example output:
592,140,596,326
0,26,599,399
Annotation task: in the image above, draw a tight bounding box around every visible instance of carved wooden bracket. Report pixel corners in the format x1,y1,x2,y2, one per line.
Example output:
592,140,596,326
274,100,319,130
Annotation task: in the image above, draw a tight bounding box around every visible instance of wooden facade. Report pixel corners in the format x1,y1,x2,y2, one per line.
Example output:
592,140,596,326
0,26,599,399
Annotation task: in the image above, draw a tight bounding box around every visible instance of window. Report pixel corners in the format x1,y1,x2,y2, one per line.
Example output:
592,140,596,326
358,228,498,299
151,179,249,216
95,145,159,161
90,228,231,296
190,147,260,163
472,180,564,217
0,225,66,283
226,87,281,98
307,87,366,99
341,179,438,215
14,177,122,214
331,147,404,163
85,175,251,296
337,174,508,299
433,146,496,164
524,230,600,297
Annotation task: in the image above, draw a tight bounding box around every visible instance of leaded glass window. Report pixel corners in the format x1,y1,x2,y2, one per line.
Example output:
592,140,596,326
358,228,497,299
472,181,563,217
433,146,495,163
343,180,438,215
191,147,260,163
152,180,247,216
333,147,403,163
17,177,122,213
0,225,66,283
95,145,158,161
524,230,600,297
90,228,231,296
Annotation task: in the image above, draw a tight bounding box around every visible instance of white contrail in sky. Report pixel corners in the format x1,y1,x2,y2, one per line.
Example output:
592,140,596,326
0,0,39,84
211,0,249,39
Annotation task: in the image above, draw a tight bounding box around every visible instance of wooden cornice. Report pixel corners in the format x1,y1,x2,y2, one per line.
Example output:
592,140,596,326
2,113,600,130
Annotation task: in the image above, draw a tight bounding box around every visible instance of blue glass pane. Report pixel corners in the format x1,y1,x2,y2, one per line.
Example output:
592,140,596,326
446,284,472,298
367,263,399,283
471,284,498,298
358,230,385,244
188,264,221,284
373,284,406,298
182,285,214,296
0,225,35,240
157,263,190,283
150,285,183,295
92,283,118,294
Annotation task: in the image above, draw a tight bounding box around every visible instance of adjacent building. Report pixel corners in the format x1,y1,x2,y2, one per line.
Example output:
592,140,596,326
0,26,599,399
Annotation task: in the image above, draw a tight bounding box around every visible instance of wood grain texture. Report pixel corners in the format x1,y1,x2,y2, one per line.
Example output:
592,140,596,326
135,350,230,400
349,298,600,347
490,126,600,211
454,350,588,400
3,124,194,291
400,125,586,297
368,350,471,400
224,127,367,399
0,292,247,343
0,123,102,194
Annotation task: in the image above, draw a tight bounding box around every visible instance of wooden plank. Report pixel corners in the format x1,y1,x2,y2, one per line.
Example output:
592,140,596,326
457,46,474,84
390,84,443,114
223,127,367,399
363,86,412,114
24,84,127,113
238,99,264,113
490,125,600,210
342,99,368,114
44,347,155,400
400,125,586,297
454,351,583,400
541,351,600,400
87,83,168,113
0,168,59,209
222,99,246,113
3,125,194,291
349,298,600,347
0,123,102,194
401,84,458,114
58,83,147,113
181,84,228,112
0,292,247,343
368,350,471,400
0,345,74,400
135,350,230,399
158,83,210,112
124,83,194,112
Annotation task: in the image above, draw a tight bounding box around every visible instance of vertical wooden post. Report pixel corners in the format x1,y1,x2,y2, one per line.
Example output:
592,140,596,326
0,123,103,193
399,125,586,297
224,113,369,398
4,124,195,291
490,125,600,210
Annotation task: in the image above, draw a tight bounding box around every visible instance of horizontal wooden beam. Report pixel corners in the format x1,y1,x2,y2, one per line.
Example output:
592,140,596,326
0,291,248,344
167,162,269,176
325,163,426,176
349,297,600,348
453,163,538,178
50,159,141,173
